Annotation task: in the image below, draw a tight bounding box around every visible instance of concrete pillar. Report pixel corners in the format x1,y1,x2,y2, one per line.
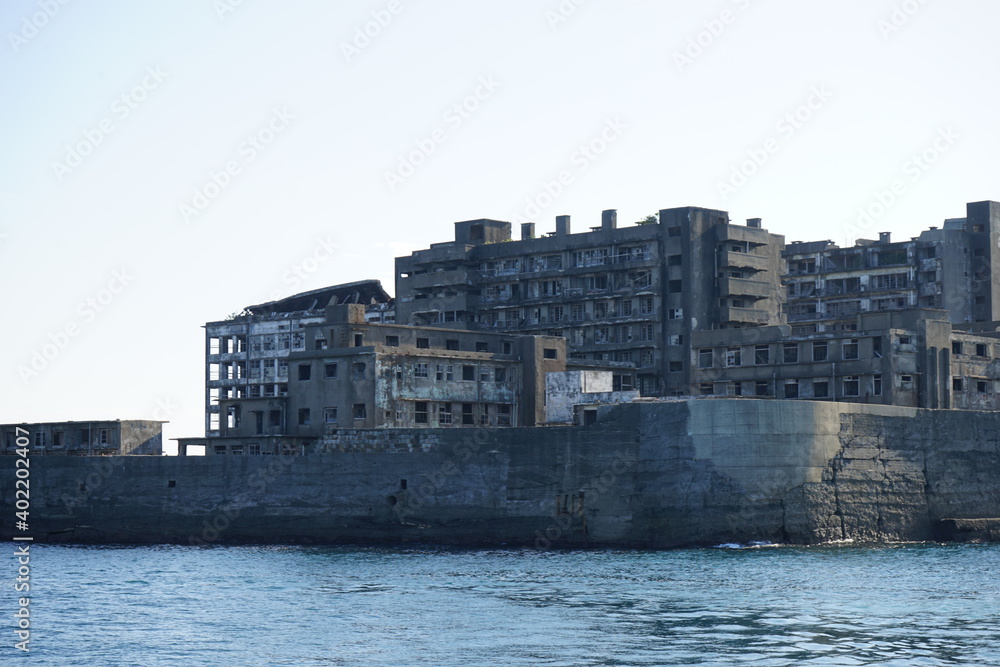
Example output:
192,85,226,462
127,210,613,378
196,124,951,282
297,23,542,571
940,348,951,410
924,346,936,409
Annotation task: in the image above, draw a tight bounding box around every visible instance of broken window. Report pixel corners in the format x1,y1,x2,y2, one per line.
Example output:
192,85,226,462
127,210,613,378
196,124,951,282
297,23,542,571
414,363,429,379
755,345,769,365
324,363,338,379
463,365,476,381
298,408,310,426
843,340,859,360
755,381,769,396
812,342,828,362
873,375,882,396
415,402,428,424
843,376,860,396
446,339,459,351
497,404,512,426
699,349,713,369
324,408,338,424
439,403,453,425
297,363,311,381
953,377,964,392
784,380,799,399
543,348,558,359
385,335,399,347
416,337,430,349
814,380,829,398
353,404,366,420
99,429,109,445
475,341,488,352
462,403,475,425
353,362,366,380
724,347,742,367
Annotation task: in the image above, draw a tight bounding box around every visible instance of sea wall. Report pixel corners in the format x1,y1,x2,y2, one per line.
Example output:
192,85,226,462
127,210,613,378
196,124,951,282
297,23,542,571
2,400,1000,547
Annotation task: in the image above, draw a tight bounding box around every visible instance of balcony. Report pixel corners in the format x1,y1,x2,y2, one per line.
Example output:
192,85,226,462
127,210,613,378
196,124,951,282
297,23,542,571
717,224,770,246
719,277,771,299
919,258,941,273
719,307,771,325
406,269,470,291
719,251,769,272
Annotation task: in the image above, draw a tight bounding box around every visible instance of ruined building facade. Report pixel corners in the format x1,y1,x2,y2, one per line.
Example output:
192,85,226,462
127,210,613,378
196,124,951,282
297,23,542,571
783,201,1000,333
394,207,786,396
689,309,1000,410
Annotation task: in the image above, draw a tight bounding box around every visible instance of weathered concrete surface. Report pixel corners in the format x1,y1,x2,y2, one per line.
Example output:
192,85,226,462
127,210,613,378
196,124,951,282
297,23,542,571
2,400,1000,547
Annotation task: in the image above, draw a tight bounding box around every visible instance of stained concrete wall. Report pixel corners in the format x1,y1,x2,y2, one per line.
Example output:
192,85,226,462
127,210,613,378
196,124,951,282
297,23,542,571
3,400,1000,548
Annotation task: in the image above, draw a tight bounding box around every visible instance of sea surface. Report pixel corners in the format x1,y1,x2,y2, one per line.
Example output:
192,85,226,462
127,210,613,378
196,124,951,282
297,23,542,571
4,542,999,665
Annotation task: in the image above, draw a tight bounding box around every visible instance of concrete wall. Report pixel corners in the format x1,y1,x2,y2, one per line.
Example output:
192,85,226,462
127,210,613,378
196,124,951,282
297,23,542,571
4,400,1000,547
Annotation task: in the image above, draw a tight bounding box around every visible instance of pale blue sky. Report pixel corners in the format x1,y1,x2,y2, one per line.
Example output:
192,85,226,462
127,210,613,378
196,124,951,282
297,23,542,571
2,1,998,449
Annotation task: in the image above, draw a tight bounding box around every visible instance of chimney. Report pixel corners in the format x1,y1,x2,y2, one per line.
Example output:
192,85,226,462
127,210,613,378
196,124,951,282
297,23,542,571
879,232,891,244
520,222,535,241
747,218,762,228
601,209,617,231
555,215,571,236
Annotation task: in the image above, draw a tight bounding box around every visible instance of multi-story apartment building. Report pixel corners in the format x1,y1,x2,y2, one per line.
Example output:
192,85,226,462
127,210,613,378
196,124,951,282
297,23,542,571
395,207,786,396
783,201,1000,333
201,280,392,436
690,309,1000,410
195,287,638,454
0,420,164,456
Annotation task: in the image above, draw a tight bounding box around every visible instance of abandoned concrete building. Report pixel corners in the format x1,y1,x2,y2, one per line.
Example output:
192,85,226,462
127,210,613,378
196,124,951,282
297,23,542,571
394,207,786,397
186,198,1000,454
191,286,638,454
0,420,164,456
689,309,1000,410
783,201,1000,334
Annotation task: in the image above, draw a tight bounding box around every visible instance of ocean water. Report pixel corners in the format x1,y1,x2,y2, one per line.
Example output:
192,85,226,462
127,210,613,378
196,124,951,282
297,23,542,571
4,543,1000,665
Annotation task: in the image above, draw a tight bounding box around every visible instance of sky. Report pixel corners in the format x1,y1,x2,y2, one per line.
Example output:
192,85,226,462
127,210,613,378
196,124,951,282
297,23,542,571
2,0,998,451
